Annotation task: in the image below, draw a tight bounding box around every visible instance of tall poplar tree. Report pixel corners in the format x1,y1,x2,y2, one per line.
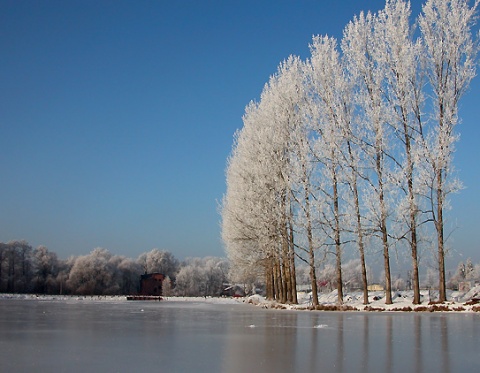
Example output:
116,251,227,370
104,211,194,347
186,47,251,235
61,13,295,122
418,0,479,302
343,10,396,304
308,35,352,305
377,0,425,304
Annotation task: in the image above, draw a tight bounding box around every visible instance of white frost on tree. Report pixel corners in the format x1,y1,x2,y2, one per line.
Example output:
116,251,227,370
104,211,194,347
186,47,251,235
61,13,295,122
417,0,479,302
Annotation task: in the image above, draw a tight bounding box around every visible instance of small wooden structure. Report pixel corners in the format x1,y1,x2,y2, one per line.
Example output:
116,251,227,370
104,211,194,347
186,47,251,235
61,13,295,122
139,272,165,296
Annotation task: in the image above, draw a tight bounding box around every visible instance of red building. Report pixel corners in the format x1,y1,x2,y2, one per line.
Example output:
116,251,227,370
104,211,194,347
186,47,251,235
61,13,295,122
139,273,165,296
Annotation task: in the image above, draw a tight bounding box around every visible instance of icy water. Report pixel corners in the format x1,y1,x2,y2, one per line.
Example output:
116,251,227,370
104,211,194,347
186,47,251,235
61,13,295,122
0,299,479,372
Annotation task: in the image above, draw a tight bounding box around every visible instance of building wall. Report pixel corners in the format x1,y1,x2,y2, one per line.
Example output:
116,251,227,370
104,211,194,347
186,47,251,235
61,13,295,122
139,273,165,296
367,284,384,291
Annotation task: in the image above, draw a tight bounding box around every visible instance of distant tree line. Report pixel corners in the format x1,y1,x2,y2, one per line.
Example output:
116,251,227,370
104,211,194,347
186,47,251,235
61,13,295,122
2,240,477,297
0,240,229,296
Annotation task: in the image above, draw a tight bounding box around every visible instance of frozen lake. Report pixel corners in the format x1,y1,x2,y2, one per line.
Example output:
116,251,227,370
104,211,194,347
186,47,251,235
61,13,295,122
0,299,479,372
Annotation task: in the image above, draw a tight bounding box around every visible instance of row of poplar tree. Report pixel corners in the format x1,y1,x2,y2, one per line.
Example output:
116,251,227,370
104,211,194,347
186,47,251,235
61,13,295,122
221,0,479,305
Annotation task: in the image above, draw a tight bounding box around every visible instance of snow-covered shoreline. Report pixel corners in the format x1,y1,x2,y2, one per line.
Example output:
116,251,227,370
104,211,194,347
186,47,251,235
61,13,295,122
247,286,480,313
2,287,480,312
0,293,243,304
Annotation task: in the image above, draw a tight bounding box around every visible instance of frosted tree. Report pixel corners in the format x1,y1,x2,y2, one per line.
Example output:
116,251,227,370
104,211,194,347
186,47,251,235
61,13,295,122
221,0,478,306
342,10,396,304
317,264,337,292
307,35,351,305
473,263,480,280
67,248,118,295
56,255,76,295
425,267,439,288
256,56,310,303
394,276,407,291
222,57,307,303
228,263,260,296
117,257,142,294
0,240,33,293
174,257,228,297
418,0,479,302
465,258,475,280
137,248,179,280
175,262,204,296
295,264,312,286
222,101,278,299
340,85,371,305
267,56,314,304
203,257,230,296
342,259,373,291
32,245,59,294
287,85,320,306
375,0,426,304
162,275,174,296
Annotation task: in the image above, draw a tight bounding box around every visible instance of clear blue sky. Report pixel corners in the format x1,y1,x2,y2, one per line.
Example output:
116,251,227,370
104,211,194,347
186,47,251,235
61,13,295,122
1,0,479,266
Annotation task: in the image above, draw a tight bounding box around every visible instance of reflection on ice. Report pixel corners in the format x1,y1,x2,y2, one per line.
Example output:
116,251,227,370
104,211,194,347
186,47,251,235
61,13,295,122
0,300,478,373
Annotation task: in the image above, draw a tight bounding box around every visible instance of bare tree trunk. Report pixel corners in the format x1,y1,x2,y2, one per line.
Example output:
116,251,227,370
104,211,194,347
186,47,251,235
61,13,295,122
265,262,274,301
394,99,422,305
335,246,343,305
411,228,421,304
309,250,319,308
436,170,447,302
273,262,280,301
382,221,392,305
354,190,369,305
377,150,392,305
333,170,343,305
298,152,319,307
405,129,421,304
281,196,292,304
307,228,319,307
281,263,287,304
288,212,298,304
359,240,369,305
305,191,318,307
346,141,369,305
274,257,285,303
354,180,368,305
281,243,291,303
436,104,447,303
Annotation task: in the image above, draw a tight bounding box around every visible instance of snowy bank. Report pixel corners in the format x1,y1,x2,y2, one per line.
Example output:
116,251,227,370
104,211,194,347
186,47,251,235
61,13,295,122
0,294,129,302
244,286,480,313
0,293,242,305
2,288,480,312
161,296,242,305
